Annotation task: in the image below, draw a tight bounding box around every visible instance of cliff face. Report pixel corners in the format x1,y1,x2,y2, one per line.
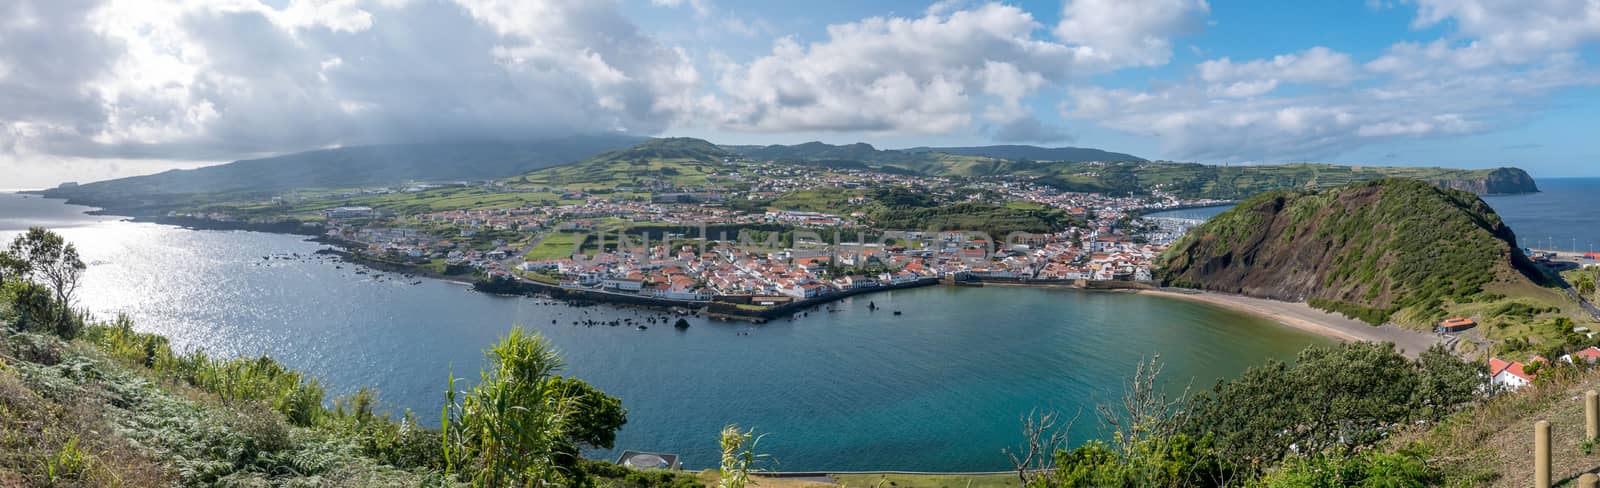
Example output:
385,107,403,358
1431,167,1540,195
1158,178,1546,325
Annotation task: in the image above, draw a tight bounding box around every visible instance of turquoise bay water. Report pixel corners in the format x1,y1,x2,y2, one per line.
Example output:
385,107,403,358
0,193,1334,471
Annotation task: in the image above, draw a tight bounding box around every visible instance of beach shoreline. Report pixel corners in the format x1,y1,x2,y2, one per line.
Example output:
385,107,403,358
1138,288,1442,356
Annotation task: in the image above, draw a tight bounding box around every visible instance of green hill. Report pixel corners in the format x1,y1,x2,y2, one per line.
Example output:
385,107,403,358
726,141,1144,165
1026,162,1539,198
1159,178,1559,328
725,142,1537,198
512,137,736,189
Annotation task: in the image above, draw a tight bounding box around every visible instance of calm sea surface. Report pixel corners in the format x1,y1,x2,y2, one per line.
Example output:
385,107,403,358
0,192,1335,471
1147,177,1600,253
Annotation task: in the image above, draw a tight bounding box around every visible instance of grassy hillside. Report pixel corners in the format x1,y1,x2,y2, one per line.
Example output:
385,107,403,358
765,186,1076,236
1160,179,1587,351
1384,363,1600,486
513,138,738,189
726,141,1143,166
726,142,1536,198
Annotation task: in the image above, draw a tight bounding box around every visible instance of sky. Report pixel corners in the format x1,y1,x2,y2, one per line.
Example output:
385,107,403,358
2,0,1599,188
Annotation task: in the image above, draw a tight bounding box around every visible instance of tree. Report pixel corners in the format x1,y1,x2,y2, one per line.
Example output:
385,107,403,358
1005,409,1074,486
1576,273,1596,297
1028,356,1233,488
545,376,627,450
1411,344,1485,420
1185,342,1453,470
7,227,86,319
0,250,27,284
441,327,626,486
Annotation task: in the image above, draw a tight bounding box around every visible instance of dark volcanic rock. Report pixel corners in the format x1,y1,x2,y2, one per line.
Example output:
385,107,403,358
1431,167,1539,195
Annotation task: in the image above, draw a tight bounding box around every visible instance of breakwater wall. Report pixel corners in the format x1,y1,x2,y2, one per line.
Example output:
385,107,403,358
703,278,942,320
473,278,702,310
473,277,941,321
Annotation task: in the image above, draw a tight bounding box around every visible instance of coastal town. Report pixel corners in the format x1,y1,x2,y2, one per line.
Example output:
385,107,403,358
167,154,1231,312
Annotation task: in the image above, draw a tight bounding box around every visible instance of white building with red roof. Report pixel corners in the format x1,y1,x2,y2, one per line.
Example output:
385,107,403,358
1560,347,1600,364
1489,356,1547,390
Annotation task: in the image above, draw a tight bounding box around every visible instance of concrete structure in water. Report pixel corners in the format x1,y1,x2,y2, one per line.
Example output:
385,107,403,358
617,450,681,471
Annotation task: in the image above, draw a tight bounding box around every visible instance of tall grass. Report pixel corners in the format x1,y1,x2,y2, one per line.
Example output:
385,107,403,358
83,317,326,426
717,424,764,488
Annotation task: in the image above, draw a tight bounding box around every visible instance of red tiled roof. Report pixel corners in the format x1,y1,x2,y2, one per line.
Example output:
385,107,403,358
1489,358,1511,377
1573,347,1600,362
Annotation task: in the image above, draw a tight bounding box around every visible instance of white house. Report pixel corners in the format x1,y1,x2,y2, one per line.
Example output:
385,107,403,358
1489,356,1545,390
601,278,644,292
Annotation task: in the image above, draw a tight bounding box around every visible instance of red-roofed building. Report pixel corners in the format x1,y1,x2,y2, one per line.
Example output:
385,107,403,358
1490,356,1547,390
1438,317,1476,333
1561,347,1600,364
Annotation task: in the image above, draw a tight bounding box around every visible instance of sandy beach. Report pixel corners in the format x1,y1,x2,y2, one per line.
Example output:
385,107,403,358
1139,289,1441,356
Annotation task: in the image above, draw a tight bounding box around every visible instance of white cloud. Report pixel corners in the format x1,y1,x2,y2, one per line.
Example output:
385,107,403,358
1055,0,1210,72
1198,46,1358,88
1368,0,1600,76
1061,1,1600,162
1063,57,1594,162
1411,0,1600,59
708,3,1076,135
649,0,711,17
0,0,699,167
705,1,1198,137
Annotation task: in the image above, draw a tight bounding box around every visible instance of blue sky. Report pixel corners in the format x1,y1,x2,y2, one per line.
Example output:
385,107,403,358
2,0,1598,187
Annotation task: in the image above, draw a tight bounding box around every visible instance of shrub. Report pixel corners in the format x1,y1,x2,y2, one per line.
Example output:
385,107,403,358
441,327,584,485
1251,448,1439,488
42,435,91,483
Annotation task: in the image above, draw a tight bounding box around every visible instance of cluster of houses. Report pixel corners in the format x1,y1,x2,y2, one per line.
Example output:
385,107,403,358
1489,346,1600,390
518,242,934,302
507,226,1165,304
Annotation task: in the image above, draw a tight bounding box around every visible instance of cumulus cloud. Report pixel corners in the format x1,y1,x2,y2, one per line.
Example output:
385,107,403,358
707,1,1204,136
1198,46,1358,94
1063,1,1600,162
1367,0,1600,78
1055,0,1210,71
1410,0,1600,60
1064,55,1593,162
708,4,1072,135
0,0,698,170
